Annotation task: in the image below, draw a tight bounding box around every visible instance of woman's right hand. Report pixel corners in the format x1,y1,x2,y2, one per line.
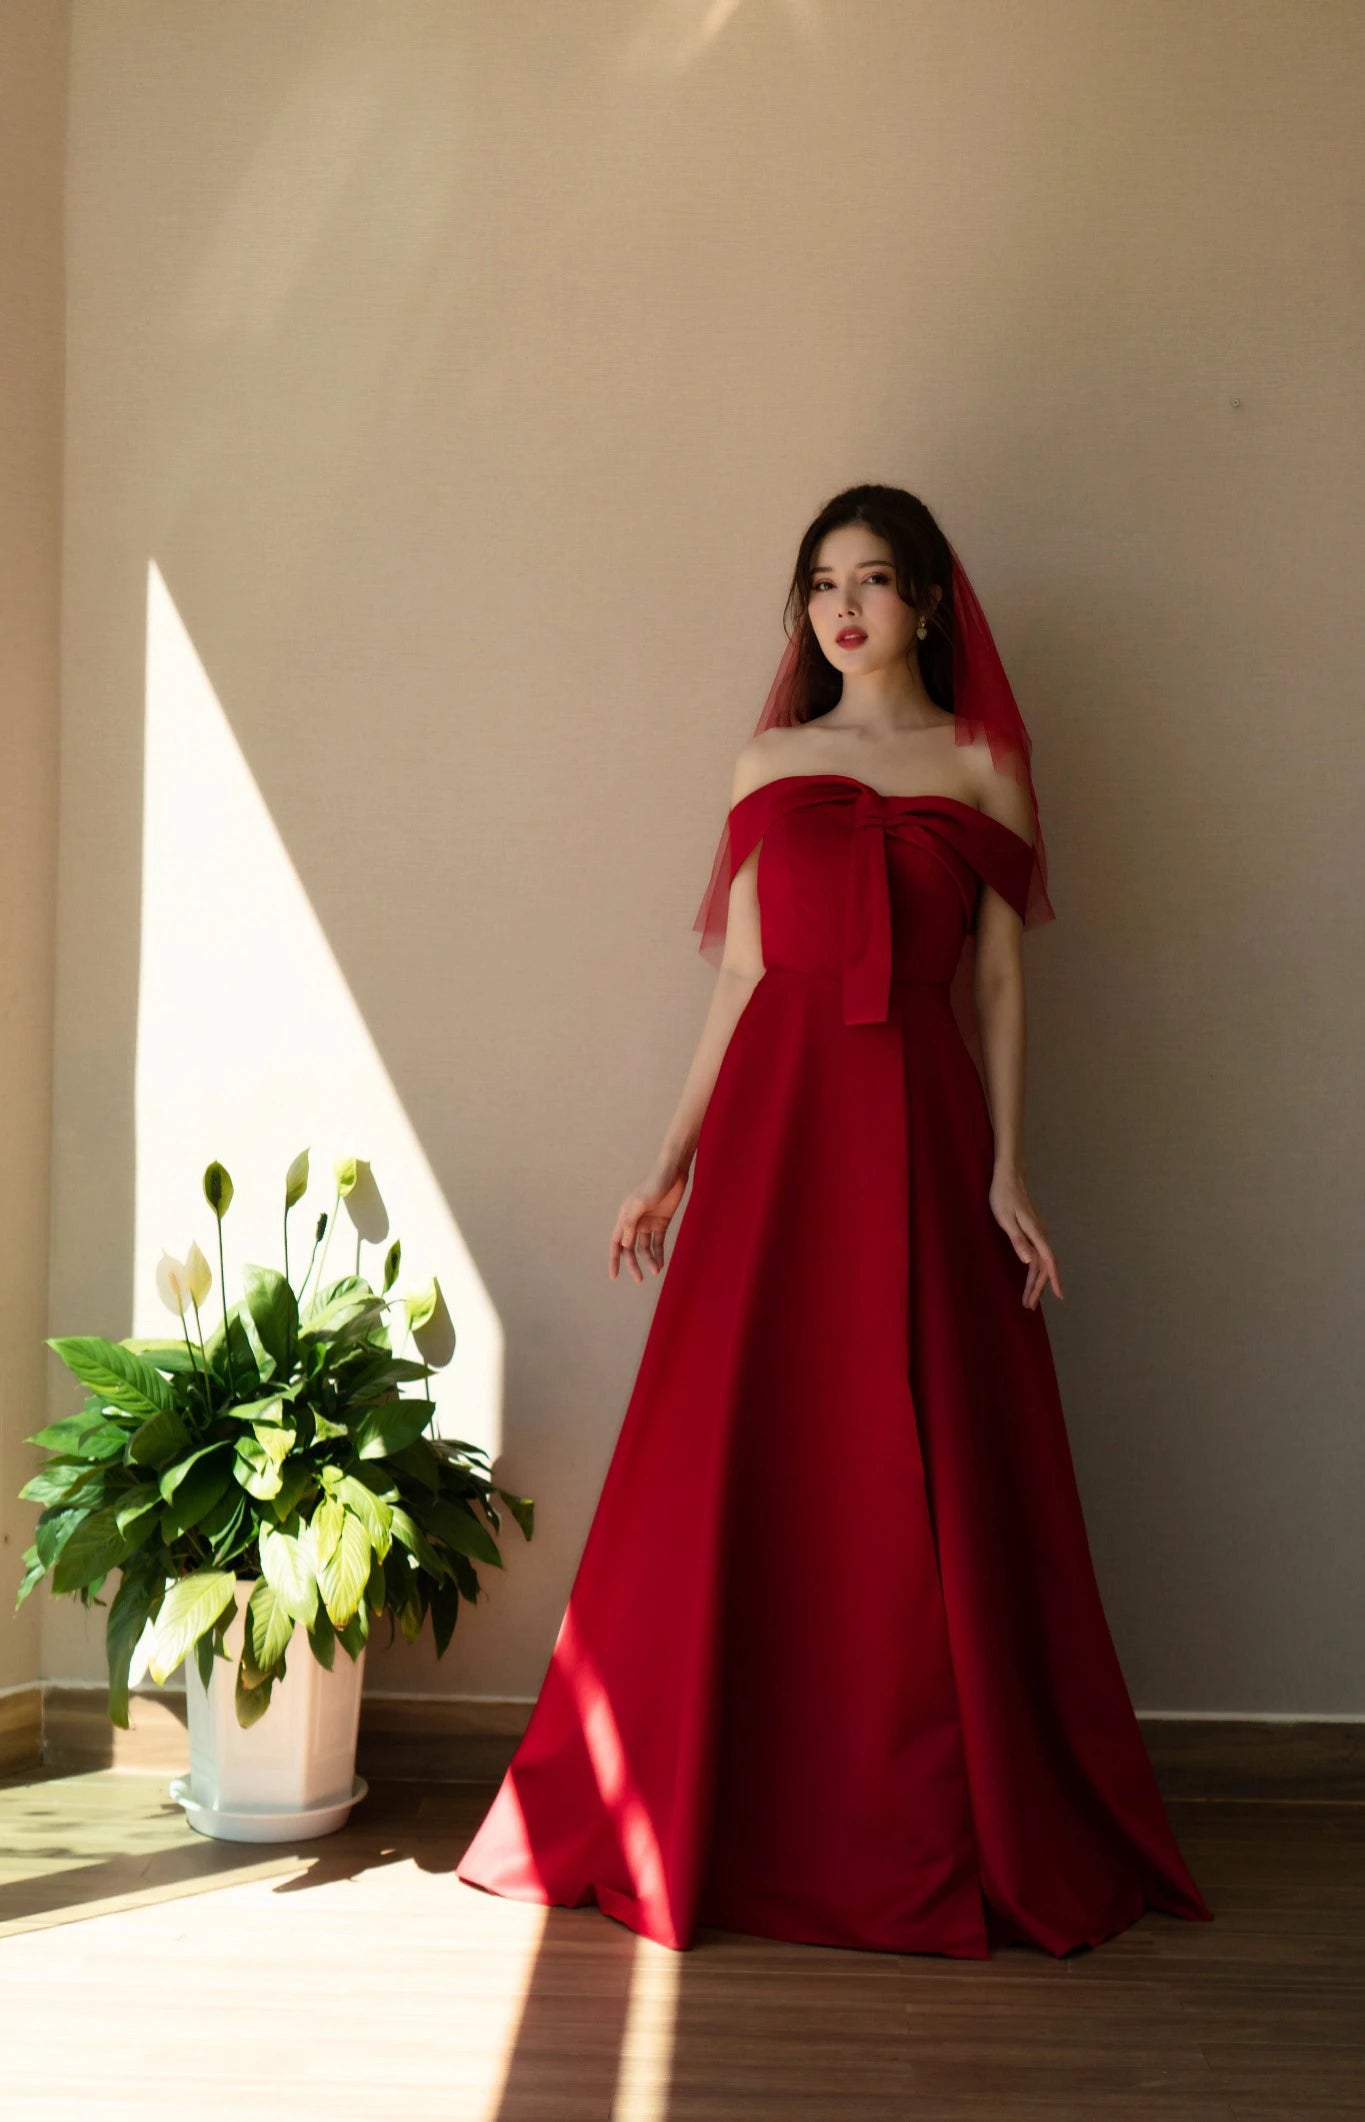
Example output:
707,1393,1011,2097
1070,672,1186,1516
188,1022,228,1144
609,1162,690,1283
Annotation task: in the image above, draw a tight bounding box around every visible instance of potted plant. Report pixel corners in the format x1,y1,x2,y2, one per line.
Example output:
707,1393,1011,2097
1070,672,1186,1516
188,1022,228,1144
14,1150,533,1842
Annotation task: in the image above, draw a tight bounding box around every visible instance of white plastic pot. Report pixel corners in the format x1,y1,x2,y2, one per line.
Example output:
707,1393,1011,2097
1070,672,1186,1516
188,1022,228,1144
169,1578,368,1843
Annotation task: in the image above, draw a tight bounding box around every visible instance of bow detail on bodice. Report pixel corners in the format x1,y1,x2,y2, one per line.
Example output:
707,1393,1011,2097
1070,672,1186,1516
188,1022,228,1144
725,775,1036,1027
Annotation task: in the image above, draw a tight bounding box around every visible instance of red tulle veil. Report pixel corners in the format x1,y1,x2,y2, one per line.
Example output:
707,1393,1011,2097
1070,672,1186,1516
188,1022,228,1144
691,539,1055,1078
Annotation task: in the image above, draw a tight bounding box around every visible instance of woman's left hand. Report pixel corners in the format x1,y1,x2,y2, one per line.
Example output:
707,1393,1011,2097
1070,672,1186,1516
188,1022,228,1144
989,1167,1064,1309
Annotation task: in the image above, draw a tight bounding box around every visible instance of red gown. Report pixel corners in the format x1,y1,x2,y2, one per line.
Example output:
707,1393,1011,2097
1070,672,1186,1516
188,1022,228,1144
456,774,1213,1956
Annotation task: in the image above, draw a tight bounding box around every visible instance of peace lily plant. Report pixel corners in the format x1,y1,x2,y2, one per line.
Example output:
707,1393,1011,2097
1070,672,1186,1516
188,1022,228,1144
15,1151,533,1730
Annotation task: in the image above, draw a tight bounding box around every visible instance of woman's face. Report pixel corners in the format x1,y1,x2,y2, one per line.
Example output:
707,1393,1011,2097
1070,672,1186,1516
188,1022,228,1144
806,525,919,672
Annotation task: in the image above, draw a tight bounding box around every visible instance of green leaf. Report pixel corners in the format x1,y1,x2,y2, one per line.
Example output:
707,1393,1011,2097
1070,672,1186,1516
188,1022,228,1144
432,1436,493,1471
51,1507,132,1595
388,1505,451,1580
233,1435,284,1502
117,1510,159,1566
258,1517,319,1627
114,1484,162,1536
118,1339,203,1374
126,1407,191,1471
397,1587,425,1643
430,1576,460,1659
14,1552,46,1611
331,1347,399,1398
159,1440,228,1503
427,1496,503,1569
105,1557,164,1730
244,1580,295,1681
268,1461,315,1523
147,1570,238,1684
34,1505,87,1570
25,1407,132,1459
307,1601,336,1670
243,1263,298,1375
312,1494,344,1567
337,1599,370,1658
495,1489,536,1541
160,1445,234,1538
387,1437,442,1495
204,1305,260,1392
353,1398,434,1461
383,1539,412,1591
335,1475,392,1559
251,1420,296,1468
315,1510,371,1630
221,1393,286,1424
46,1337,176,1421
234,1303,278,1384
198,1484,247,1565
234,1661,274,1728
18,1460,104,1508
363,1355,431,1385
300,1282,384,1342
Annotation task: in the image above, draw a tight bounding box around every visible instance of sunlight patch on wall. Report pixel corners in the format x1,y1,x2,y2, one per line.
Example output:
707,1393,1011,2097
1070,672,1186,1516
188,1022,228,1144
135,560,502,1458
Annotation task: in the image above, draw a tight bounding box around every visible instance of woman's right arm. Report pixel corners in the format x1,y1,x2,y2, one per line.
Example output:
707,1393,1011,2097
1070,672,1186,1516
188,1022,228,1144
608,747,769,1282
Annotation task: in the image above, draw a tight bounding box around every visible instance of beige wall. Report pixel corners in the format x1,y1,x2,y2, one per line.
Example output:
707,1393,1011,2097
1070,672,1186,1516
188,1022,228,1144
1,0,67,1698
28,1,1365,1716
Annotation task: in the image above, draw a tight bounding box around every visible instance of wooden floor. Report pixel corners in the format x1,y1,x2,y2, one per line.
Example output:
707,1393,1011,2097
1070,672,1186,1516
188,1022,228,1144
0,1769,1362,2120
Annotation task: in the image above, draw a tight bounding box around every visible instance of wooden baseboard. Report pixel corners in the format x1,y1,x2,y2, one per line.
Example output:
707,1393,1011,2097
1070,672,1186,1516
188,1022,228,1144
15,1686,1365,1800
0,1689,43,1777
356,1689,531,1783
39,1684,187,1775
37,1683,530,1782
1138,1715,1365,1802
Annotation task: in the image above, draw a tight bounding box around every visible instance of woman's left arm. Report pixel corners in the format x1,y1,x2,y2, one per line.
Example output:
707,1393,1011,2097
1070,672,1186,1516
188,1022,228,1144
972,756,1064,1310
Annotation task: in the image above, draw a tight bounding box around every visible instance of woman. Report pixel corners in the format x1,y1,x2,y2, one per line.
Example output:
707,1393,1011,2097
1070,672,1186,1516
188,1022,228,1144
457,484,1213,1958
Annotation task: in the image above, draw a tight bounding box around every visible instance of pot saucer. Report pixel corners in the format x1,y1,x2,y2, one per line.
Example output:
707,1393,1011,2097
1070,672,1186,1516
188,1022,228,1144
169,1771,368,1843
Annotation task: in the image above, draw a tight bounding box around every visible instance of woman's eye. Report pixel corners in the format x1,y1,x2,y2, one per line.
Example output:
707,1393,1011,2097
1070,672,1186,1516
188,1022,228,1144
812,574,889,591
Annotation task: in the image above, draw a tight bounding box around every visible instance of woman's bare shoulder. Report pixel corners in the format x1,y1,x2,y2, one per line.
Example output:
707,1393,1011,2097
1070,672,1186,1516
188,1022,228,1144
729,724,807,808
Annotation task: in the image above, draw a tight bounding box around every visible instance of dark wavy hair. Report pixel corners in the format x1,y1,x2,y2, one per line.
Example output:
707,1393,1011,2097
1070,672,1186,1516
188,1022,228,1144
778,484,955,724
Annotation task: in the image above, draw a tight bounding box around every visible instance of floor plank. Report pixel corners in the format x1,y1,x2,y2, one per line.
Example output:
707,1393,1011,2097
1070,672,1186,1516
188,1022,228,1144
0,1771,1360,2120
